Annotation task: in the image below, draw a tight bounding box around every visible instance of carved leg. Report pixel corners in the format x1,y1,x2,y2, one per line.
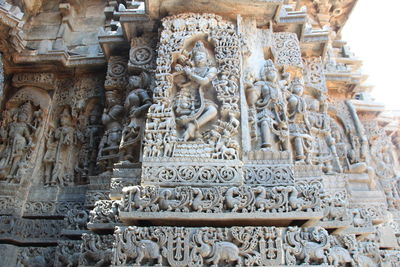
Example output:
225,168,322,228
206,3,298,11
196,106,217,129
135,250,144,265
281,136,289,151
303,252,310,265
44,163,51,185
183,123,196,141
8,156,20,178
94,259,104,267
156,255,163,266
260,120,272,150
294,137,305,161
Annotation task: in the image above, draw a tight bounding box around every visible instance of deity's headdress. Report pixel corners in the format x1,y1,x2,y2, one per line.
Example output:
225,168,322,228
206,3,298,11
291,77,304,87
263,59,277,73
18,101,33,120
105,90,121,101
192,41,208,56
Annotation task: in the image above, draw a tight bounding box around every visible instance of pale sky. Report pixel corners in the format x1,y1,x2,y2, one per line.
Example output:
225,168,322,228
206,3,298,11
341,0,400,111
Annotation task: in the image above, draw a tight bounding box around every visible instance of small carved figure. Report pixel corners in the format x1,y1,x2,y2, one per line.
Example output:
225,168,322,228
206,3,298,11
43,126,57,186
285,227,330,265
225,187,241,212
122,186,152,211
82,107,103,176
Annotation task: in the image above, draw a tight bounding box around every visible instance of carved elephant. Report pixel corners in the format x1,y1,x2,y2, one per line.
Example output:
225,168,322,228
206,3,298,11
327,246,354,266
200,240,242,267
19,253,46,267
133,240,162,266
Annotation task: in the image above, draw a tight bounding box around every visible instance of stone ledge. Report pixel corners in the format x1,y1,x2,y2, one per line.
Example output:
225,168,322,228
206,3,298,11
119,211,323,227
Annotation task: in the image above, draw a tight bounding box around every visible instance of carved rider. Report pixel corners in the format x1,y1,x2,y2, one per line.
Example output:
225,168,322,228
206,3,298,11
174,40,218,141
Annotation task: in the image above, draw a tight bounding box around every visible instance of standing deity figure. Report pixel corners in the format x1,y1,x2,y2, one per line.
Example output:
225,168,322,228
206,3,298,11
120,75,152,163
98,90,124,173
253,60,288,151
82,107,103,176
287,78,312,162
51,107,76,186
3,102,33,181
173,41,218,141
43,125,57,186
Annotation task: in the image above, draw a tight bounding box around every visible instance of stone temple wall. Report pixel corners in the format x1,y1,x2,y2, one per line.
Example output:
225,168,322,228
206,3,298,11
0,0,399,266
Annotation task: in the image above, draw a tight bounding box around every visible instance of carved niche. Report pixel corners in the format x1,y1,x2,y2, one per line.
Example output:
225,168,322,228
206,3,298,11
141,13,242,186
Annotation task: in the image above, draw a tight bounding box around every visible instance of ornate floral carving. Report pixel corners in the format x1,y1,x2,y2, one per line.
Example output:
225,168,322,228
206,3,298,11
89,200,120,224
303,57,327,94
272,33,303,68
23,201,84,217
141,161,242,186
244,164,295,186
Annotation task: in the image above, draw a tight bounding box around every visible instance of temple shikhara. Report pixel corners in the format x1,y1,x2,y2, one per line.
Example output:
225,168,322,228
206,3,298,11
1,0,400,266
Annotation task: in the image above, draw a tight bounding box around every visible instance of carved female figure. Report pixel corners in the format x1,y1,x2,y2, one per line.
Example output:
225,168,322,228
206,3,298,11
98,90,124,172
6,102,33,179
43,126,57,186
51,107,75,186
287,79,312,162
254,60,288,150
173,40,218,141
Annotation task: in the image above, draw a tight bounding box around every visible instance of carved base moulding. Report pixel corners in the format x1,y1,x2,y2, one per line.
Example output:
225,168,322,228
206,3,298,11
109,225,379,266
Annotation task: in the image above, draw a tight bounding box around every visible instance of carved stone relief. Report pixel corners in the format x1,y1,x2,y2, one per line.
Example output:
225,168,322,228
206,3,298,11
0,1,399,265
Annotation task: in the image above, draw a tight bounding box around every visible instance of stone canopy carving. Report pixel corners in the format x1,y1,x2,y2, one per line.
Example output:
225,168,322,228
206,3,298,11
0,1,399,266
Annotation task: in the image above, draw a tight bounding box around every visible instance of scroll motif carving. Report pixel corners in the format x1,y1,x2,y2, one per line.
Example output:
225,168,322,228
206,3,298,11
89,200,120,224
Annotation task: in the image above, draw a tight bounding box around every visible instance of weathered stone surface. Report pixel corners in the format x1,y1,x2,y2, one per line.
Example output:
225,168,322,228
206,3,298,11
0,0,399,266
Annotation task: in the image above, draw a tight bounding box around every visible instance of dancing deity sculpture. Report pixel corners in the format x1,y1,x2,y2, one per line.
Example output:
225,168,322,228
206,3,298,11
174,41,218,141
